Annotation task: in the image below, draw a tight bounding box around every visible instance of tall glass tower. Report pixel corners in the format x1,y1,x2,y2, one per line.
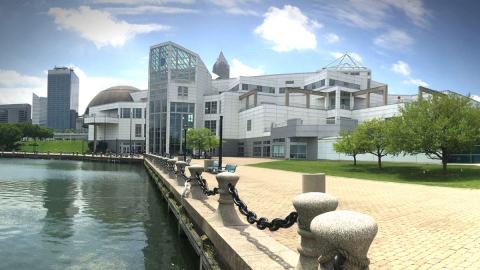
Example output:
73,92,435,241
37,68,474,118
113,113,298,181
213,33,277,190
212,51,230,79
147,42,211,155
47,67,79,131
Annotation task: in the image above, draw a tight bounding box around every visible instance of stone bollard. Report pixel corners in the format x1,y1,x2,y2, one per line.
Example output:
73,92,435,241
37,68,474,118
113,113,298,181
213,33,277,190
210,172,245,226
310,210,378,270
187,164,204,185
175,161,188,184
302,174,326,193
167,159,177,178
161,157,169,173
293,192,338,270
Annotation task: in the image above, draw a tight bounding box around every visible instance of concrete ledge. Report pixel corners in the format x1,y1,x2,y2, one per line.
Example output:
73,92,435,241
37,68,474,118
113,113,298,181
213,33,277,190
0,151,143,164
144,159,298,270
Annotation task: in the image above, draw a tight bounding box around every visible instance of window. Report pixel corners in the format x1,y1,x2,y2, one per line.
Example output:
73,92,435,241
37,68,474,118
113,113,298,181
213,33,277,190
290,144,307,159
205,101,217,114
285,80,294,84
204,120,217,135
135,124,142,137
279,87,286,94
247,120,252,131
133,108,142,118
327,79,360,90
121,108,130,118
304,79,325,90
178,86,188,97
253,141,262,157
272,145,285,158
242,84,248,90
273,138,285,143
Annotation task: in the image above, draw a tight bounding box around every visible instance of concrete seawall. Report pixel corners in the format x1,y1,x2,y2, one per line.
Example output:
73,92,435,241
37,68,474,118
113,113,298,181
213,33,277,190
144,158,298,270
0,151,143,164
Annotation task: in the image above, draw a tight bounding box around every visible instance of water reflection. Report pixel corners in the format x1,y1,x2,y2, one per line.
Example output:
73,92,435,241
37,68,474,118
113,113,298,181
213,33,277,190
0,158,198,270
41,178,78,239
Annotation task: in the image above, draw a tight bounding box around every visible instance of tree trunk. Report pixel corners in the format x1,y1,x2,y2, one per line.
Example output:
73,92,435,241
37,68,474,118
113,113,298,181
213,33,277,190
377,155,382,169
442,155,448,174
353,154,357,166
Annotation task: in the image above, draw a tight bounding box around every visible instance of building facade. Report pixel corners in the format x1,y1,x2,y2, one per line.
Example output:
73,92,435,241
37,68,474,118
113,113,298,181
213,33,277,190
32,93,48,126
47,67,79,131
0,103,31,124
84,86,147,154
145,42,476,162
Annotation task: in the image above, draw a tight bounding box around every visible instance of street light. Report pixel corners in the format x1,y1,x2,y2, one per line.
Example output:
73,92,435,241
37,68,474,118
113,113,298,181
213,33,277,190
183,125,188,161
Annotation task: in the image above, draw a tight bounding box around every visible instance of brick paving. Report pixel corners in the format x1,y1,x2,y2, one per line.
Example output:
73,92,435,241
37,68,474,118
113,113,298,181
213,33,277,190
194,157,480,270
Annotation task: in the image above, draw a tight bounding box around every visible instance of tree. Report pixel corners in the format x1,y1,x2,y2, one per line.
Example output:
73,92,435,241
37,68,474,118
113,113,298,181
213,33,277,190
186,128,219,155
333,130,364,165
355,119,394,168
0,124,22,151
391,93,480,173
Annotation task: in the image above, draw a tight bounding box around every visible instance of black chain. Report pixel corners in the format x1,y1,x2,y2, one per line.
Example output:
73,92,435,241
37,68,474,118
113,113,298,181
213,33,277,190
227,183,298,231
193,173,219,196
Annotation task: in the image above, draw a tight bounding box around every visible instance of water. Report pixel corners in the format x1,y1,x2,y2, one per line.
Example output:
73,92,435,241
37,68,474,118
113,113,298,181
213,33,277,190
0,158,198,270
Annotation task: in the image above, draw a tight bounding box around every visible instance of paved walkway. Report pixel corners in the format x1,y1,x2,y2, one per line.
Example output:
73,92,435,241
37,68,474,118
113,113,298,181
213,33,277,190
194,157,480,270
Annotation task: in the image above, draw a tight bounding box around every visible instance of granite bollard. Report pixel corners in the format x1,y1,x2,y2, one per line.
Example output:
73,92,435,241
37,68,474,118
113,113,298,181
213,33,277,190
210,172,245,226
167,159,177,178
310,210,378,270
175,161,188,184
293,192,338,270
187,164,204,186
302,174,326,193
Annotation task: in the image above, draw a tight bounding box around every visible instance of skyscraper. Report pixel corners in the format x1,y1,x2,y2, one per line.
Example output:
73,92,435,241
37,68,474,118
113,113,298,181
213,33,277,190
212,51,230,79
32,93,47,126
47,67,79,131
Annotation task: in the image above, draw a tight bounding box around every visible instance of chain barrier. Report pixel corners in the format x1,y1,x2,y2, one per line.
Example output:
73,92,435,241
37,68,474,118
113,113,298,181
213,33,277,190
227,183,298,231
192,173,219,196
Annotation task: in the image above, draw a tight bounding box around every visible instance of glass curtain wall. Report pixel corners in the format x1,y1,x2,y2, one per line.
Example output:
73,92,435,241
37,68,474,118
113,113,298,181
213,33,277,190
148,43,198,155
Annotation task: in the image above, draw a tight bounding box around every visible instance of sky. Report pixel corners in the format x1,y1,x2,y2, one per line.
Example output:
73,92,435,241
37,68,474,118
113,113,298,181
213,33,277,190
1,0,480,113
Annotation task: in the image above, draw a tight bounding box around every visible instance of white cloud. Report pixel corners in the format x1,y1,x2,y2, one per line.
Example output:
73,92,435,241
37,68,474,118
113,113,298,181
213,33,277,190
48,6,169,48
373,29,413,51
208,0,259,16
324,33,340,44
106,5,197,15
322,0,430,29
472,95,480,102
0,68,146,114
254,5,320,52
230,59,264,78
93,0,195,4
391,60,411,76
69,66,147,113
404,78,428,87
0,70,46,105
330,51,363,63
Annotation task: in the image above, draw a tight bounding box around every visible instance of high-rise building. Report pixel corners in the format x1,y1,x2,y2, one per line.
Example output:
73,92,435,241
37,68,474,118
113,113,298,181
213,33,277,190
212,51,230,79
0,104,31,124
32,93,48,126
47,67,79,131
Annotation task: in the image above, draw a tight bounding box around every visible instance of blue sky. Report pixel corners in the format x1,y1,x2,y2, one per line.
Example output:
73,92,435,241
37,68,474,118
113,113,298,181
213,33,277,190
1,0,480,113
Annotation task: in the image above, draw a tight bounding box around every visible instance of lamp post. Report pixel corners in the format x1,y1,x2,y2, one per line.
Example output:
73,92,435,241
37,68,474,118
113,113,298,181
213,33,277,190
183,126,187,161
219,115,223,170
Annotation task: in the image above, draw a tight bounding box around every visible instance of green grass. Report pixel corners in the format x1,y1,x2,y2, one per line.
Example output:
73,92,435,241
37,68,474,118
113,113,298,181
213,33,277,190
19,140,88,154
249,160,480,189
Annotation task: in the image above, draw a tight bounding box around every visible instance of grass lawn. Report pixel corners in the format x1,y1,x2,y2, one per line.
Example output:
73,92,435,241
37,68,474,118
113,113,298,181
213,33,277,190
19,140,88,154
249,160,480,189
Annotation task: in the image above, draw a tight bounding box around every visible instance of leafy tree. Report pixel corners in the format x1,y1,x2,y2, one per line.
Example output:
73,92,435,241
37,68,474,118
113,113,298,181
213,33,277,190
15,123,53,140
391,93,480,173
355,119,395,168
333,130,364,165
0,124,22,151
186,128,219,154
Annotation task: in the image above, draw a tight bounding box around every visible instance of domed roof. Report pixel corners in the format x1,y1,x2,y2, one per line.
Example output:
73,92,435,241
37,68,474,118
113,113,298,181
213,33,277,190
85,85,140,114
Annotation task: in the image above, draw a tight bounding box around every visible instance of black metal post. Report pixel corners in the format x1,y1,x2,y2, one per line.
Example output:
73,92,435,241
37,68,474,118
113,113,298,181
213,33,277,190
183,127,187,161
219,115,223,170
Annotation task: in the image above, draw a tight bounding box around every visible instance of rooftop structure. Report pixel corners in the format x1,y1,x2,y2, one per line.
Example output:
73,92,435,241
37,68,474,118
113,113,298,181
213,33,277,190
212,51,230,79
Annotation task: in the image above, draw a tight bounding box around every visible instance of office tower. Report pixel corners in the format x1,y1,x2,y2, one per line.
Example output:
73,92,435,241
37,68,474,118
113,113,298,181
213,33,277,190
0,104,31,124
212,51,230,79
32,93,48,126
47,67,79,131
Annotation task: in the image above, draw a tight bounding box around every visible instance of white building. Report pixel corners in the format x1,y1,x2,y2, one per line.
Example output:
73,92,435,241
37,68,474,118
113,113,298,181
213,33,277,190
143,41,474,162
84,86,147,154
32,93,47,126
